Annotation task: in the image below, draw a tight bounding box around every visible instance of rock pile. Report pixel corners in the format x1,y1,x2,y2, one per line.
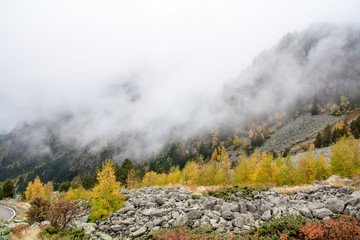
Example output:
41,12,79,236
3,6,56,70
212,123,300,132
90,185,360,239
260,113,341,154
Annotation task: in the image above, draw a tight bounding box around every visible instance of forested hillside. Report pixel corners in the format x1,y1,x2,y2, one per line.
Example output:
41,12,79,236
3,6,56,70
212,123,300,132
1,23,360,191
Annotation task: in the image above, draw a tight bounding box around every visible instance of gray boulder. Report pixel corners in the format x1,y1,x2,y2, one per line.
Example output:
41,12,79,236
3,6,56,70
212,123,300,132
261,210,272,221
130,226,147,238
222,211,235,220
232,217,245,228
326,199,345,214
299,207,313,218
187,210,203,220
312,208,334,219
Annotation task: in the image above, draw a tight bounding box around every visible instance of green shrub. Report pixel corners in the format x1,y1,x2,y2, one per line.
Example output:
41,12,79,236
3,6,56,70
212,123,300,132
40,226,89,240
247,215,307,239
58,181,71,192
1,229,11,236
144,227,218,240
192,194,201,200
206,186,268,200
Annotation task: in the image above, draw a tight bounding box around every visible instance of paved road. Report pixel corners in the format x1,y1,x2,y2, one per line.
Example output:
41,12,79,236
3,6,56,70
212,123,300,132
0,204,14,221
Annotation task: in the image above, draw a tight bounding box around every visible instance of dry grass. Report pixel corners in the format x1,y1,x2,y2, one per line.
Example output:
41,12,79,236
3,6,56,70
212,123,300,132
10,225,42,240
154,184,231,194
321,175,349,188
275,175,360,194
153,175,360,195
349,175,360,191
274,185,315,194
12,202,31,221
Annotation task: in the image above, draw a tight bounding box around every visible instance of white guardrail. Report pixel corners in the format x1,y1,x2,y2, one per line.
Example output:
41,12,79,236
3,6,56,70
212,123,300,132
0,201,18,223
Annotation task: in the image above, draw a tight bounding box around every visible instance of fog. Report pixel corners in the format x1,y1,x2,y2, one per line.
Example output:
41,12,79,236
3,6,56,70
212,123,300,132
1,1,360,160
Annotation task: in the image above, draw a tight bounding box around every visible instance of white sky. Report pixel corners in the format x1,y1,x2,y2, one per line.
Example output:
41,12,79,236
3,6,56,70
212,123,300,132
1,0,360,133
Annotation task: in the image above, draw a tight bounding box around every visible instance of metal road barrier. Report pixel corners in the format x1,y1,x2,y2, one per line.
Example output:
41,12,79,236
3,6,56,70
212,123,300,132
0,201,18,223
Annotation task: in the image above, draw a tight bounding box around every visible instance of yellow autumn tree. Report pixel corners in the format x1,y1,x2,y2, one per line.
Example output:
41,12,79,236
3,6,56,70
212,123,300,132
25,176,50,200
218,146,229,161
330,137,360,178
126,169,141,189
202,160,217,185
233,151,261,185
233,135,241,149
90,160,127,221
248,150,261,184
211,148,218,160
44,182,54,198
154,173,168,186
167,166,181,184
256,152,278,184
277,157,296,186
63,186,92,200
214,146,231,184
295,149,316,184
249,129,254,139
141,171,158,187
182,161,201,185
243,139,248,149
314,153,330,180
25,182,33,200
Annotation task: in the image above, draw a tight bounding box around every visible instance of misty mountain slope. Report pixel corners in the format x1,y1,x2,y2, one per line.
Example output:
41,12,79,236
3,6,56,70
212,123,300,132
260,113,341,154
1,23,360,190
224,23,360,119
0,122,113,191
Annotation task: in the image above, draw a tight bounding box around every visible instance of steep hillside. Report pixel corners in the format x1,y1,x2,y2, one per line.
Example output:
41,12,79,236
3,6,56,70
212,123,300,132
1,24,360,190
0,123,112,191
260,113,341,154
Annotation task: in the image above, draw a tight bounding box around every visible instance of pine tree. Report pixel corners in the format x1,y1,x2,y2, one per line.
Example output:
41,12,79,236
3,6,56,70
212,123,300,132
322,125,332,147
58,181,71,192
81,174,96,190
2,179,14,199
70,176,82,189
311,95,319,115
315,133,323,148
118,159,135,186
90,160,126,221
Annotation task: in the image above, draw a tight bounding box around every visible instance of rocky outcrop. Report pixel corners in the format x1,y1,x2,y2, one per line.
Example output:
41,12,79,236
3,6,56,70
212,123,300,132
260,113,341,154
89,185,360,239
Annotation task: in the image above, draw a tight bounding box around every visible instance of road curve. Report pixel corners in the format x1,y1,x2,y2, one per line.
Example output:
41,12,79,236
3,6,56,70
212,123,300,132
0,204,14,222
